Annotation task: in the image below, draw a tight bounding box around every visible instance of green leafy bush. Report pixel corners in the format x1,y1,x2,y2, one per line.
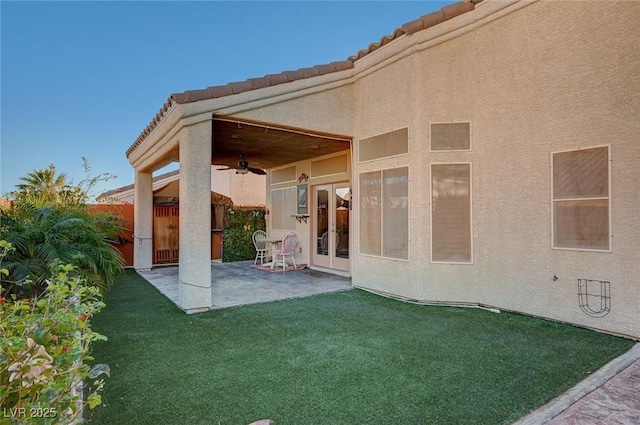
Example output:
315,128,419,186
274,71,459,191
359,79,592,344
0,242,109,424
222,207,266,262
0,205,124,297
1,162,124,298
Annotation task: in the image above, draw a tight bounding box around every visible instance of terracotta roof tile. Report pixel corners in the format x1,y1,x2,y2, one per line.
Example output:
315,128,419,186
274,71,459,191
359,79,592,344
315,63,336,75
443,1,475,20
186,89,213,102
127,1,477,158
207,85,235,98
282,69,306,81
171,93,190,104
229,80,255,94
265,72,290,85
349,1,477,60
247,77,273,90
301,66,322,78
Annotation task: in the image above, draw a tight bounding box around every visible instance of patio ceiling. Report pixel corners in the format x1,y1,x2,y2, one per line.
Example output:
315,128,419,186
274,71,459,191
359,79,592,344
212,116,352,171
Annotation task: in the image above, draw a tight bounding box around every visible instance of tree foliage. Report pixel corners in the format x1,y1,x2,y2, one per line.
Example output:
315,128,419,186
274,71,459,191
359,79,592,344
11,165,85,208
1,161,123,297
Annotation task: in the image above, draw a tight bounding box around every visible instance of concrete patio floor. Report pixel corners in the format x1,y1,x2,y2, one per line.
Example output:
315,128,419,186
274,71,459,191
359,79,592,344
137,260,352,310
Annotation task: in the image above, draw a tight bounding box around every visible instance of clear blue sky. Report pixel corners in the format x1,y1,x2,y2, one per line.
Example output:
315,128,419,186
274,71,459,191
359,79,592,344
1,1,453,200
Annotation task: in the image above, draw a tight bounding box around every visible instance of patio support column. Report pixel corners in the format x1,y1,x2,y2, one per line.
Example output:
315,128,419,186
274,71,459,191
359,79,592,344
133,170,153,271
178,121,212,313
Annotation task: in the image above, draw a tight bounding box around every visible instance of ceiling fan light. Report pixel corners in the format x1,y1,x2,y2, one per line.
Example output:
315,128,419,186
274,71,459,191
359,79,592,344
236,168,250,175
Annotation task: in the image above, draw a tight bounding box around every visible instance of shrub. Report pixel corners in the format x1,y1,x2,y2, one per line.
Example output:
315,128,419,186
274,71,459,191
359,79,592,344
0,205,124,297
222,207,266,262
1,161,123,298
0,242,109,424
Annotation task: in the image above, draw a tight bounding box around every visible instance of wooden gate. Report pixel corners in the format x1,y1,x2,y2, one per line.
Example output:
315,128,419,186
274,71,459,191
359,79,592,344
153,205,179,264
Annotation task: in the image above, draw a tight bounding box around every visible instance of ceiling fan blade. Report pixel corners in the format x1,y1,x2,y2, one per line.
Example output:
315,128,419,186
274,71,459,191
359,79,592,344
216,167,235,171
247,167,267,175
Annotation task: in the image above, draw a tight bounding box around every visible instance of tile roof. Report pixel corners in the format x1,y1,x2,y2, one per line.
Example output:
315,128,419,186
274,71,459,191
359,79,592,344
127,0,478,159
349,0,477,61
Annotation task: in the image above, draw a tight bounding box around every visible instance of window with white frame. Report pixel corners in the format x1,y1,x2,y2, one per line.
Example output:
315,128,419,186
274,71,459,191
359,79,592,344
359,167,409,260
552,146,610,251
271,187,297,230
431,163,472,263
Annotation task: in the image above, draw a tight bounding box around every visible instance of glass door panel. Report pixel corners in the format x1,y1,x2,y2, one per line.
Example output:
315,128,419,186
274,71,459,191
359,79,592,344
332,183,350,271
312,183,350,272
316,188,329,257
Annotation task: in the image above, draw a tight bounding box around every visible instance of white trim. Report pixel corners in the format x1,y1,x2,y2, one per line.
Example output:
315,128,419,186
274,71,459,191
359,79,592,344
429,121,473,152
430,162,473,264
357,152,410,166
310,182,351,273
550,144,612,252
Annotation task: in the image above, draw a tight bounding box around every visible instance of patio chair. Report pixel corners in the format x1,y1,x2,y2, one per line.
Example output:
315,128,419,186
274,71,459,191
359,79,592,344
320,231,339,255
271,231,297,271
252,230,270,265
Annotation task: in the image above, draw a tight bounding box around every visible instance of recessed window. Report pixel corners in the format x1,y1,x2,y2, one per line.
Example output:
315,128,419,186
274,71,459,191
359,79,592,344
430,122,471,151
271,187,297,230
552,146,610,251
271,166,296,184
359,167,409,260
431,163,472,263
311,154,348,177
359,128,409,162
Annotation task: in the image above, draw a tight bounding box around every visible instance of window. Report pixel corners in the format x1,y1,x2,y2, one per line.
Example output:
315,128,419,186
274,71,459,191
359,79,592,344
359,167,409,260
271,166,296,184
271,187,297,230
430,122,471,151
552,146,610,251
431,163,472,263
359,128,409,162
311,154,348,177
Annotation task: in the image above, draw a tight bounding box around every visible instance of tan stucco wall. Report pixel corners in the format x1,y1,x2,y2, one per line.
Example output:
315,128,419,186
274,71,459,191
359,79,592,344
350,0,640,338
231,84,354,138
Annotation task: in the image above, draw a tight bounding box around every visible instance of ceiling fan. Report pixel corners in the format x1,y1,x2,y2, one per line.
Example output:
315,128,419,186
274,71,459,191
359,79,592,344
217,154,266,175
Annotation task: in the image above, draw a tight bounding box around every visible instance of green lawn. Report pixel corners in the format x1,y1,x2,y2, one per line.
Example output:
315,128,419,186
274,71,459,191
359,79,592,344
89,270,634,425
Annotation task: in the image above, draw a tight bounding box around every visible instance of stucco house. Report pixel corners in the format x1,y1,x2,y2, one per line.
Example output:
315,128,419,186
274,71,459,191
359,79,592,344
125,0,640,339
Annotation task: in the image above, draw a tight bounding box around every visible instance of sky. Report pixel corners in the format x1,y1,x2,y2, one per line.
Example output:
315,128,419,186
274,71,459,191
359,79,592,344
1,1,453,200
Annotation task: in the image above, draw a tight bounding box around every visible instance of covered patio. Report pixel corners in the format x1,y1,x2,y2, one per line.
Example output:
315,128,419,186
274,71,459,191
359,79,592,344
138,261,353,311
128,98,353,313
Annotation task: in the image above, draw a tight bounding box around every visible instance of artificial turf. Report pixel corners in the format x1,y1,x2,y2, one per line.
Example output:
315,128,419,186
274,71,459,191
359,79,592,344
88,270,634,425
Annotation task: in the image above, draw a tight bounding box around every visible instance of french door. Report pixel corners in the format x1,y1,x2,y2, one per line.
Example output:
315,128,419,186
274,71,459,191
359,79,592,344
312,183,350,272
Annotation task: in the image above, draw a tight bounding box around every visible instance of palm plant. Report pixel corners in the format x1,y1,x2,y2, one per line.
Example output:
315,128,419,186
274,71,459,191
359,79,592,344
12,165,86,207
1,205,124,296
1,164,123,296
